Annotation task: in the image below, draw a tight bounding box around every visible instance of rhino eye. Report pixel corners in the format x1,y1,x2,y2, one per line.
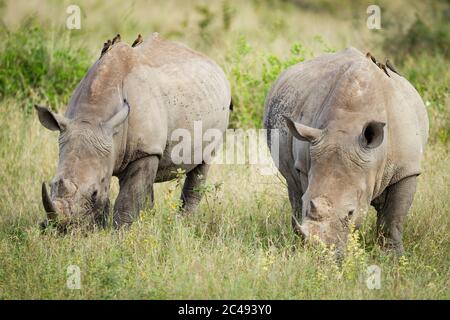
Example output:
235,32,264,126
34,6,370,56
91,190,98,202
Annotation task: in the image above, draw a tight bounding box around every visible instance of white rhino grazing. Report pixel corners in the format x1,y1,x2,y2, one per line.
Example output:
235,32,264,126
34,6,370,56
36,33,231,230
264,47,428,254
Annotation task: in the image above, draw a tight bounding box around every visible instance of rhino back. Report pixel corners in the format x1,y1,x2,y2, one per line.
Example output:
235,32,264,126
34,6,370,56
124,36,231,181
264,48,364,146
65,35,230,181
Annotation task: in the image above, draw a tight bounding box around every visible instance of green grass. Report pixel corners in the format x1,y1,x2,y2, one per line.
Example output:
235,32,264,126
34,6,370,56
0,18,91,112
227,37,313,128
401,54,450,144
0,0,449,299
0,103,448,298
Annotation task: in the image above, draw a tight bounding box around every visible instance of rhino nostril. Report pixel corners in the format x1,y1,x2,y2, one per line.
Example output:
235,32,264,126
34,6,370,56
53,200,65,215
348,210,354,217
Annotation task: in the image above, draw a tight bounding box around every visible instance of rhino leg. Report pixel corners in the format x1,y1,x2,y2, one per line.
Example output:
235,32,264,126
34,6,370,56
180,162,210,214
113,156,159,228
373,175,417,255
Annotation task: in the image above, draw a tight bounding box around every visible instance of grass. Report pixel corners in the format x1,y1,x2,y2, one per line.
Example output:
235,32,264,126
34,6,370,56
0,18,91,111
0,102,448,299
0,0,449,299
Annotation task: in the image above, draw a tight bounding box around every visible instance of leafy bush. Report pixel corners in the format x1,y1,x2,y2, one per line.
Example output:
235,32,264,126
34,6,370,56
402,54,450,144
383,5,449,59
379,1,449,144
227,36,310,128
0,18,91,111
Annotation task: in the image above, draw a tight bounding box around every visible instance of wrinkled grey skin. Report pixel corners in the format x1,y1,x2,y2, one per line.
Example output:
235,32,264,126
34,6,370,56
264,48,428,254
36,33,230,230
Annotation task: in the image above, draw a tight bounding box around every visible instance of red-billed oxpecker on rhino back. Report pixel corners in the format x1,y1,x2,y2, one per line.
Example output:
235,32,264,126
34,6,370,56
264,47,428,255
36,33,231,231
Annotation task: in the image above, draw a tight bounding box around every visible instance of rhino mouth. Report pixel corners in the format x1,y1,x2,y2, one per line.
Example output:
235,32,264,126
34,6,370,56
41,182,75,230
41,181,107,232
292,213,350,249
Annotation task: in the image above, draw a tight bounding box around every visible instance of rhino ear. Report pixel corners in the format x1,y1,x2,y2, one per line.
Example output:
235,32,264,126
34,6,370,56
34,105,67,131
105,99,130,131
361,121,385,149
283,115,322,143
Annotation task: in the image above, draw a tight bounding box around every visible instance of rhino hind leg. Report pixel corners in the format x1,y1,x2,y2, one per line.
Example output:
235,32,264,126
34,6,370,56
113,156,159,228
373,175,418,255
180,162,210,215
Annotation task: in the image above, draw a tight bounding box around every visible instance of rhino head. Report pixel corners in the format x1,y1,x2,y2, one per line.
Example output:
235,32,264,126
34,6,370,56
35,102,129,230
284,115,386,251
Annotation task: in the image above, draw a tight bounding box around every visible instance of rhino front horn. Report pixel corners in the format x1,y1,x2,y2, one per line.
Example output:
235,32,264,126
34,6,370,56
41,182,57,220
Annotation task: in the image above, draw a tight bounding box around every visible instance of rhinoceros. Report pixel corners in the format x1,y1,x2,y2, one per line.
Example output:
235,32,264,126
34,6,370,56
264,47,428,254
36,33,231,230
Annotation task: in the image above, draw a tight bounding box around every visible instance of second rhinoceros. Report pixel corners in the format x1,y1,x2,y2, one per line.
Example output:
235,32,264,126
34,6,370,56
264,48,428,254
36,33,231,230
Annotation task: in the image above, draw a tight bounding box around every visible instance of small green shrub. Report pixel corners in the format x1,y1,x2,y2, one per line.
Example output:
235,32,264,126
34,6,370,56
379,2,449,144
383,5,449,60
0,18,91,111
222,0,236,31
402,54,450,144
228,36,310,128
195,5,216,48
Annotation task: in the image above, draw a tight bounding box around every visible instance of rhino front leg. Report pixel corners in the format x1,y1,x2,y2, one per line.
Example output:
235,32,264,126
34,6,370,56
113,156,159,228
180,162,209,214
374,175,417,255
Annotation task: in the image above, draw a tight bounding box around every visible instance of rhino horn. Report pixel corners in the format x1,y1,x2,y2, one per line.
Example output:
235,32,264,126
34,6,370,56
41,182,57,220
